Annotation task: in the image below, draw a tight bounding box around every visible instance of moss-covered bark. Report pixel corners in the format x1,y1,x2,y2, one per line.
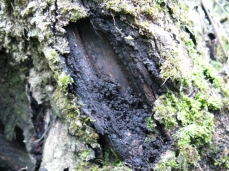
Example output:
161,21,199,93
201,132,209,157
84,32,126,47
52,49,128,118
0,0,229,170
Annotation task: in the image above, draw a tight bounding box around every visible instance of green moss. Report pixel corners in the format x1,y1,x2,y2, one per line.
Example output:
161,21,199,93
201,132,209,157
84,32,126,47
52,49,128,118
153,93,178,128
75,146,131,171
147,117,156,130
43,48,60,64
57,73,74,93
103,0,166,19
215,155,229,169
177,144,200,170
70,10,87,22
153,91,215,130
175,123,214,147
156,152,179,171
106,1,135,14
153,90,215,168
80,149,91,161
57,1,88,23
150,1,229,169
54,89,99,143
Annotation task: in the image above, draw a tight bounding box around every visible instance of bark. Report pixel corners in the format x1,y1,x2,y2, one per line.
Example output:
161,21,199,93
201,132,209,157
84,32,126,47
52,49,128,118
0,0,229,171
66,17,171,169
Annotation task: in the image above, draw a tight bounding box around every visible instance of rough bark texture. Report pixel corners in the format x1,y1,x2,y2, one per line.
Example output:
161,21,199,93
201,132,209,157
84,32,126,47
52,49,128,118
66,19,171,169
0,0,229,171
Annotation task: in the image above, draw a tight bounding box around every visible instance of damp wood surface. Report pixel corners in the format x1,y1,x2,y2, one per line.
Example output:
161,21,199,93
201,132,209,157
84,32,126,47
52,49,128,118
66,17,171,169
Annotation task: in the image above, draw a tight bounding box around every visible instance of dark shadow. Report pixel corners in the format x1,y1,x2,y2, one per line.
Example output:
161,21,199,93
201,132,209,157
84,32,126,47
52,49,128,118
0,120,4,135
14,126,26,150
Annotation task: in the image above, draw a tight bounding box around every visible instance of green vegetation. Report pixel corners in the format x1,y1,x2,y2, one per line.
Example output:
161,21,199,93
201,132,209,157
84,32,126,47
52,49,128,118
2,0,27,13
102,148,122,166
103,0,166,21
1,0,229,170
54,89,99,143
153,91,215,148
101,0,229,169
156,152,179,171
0,0,130,170
80,149,91,161
150,0,229,169
57,1,88,22
176,144,200,170
43,48,60,64
57,73,74,93
147,117,156,130
215,155,229,169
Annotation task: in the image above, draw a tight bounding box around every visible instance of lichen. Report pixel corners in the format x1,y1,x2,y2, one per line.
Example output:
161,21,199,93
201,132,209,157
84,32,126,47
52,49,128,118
0,0,100,169
57,0,88,23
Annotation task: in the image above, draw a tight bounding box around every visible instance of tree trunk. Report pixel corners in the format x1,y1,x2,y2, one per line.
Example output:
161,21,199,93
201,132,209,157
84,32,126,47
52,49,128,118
0,0,229,171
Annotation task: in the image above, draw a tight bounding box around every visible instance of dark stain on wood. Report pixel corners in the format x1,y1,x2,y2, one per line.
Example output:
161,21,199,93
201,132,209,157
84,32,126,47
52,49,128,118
66,16,172,169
